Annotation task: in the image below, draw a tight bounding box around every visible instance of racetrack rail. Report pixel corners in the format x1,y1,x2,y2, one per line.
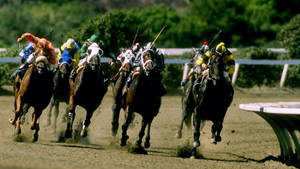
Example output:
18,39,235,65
239,102,300,167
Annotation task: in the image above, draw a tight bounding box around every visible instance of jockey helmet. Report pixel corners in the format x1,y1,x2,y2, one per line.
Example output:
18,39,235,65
36,55,48,65
216,42,226,56
66,39,76,49
132,43,140,53
87,34,100,43
145,42,156,50
38,39,48,48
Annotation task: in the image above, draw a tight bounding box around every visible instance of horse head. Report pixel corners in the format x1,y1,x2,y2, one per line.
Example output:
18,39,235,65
86,43,103,71
141,49,155,76
35,56,48,74
208,53,225,83
58,62,71,79
119,49,135,72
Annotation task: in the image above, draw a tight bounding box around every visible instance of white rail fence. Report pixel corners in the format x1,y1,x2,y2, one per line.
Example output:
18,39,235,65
239,102,300,166
1,48,299,87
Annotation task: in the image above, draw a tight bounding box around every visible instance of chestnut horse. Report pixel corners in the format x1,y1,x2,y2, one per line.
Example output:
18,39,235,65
120,49,162,149
47,62,71,132
191,53,234,158
65,44,107,138
9,55,53,142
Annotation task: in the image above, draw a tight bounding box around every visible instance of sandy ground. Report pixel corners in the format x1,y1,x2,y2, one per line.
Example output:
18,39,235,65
0,86,299,169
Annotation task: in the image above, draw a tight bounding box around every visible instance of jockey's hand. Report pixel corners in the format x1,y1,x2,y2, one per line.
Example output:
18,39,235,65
17,38,22,42
201,63,207,70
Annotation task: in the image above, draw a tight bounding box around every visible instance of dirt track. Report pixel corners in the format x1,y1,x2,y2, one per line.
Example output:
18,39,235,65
0,86,299,169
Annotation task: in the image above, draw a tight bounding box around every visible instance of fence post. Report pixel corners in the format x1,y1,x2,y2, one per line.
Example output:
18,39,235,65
231,62,240,86
182,63,189,83
280,64,289,88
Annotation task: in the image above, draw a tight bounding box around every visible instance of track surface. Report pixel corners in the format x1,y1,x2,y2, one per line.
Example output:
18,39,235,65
0,87,299,169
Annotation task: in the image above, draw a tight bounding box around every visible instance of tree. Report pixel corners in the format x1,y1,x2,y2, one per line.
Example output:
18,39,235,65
278,14,300,59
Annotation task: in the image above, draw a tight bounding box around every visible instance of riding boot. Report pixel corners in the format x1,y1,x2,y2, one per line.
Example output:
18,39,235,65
10,62,29,81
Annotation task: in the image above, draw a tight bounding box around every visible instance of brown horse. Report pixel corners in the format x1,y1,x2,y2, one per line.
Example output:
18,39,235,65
9,55,53,142
65,44,108,138
191,52,234,158
47,62,71,132
120,49,162,149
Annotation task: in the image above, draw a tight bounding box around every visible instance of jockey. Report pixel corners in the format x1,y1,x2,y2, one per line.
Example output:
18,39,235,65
79,34,103,59
197,42,235,82
124,42,166,96
180,41,210,86
11,33,56,80
70,42,108,84
57,38,80,67
19,42,35,63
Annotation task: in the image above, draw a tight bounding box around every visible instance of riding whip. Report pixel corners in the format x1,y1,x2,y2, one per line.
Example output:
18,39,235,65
131,27,140,48
150,25,167,49
208,30,222,47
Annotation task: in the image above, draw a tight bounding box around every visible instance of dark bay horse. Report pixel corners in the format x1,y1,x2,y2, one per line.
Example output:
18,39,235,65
111,50,135,136
65,44,108,138
47,62,71,132
120,49,162,149
191,53,234,158
9,55,53,142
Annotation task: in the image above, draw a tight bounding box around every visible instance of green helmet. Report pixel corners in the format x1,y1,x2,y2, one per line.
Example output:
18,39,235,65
87,34,100,43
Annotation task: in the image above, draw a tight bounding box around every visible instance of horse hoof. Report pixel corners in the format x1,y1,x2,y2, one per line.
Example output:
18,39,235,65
210,139,217,144
120,135,129,147
190,156,196,159
135,140,142,147
215,136,222,142
65,130,72,138
193,141,200,147
144,141,150,149
175,132,182,139
9,118,15,125
32,134,38,142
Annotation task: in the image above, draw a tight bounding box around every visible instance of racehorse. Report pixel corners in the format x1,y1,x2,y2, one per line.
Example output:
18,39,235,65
120,49,162,149
111,50,135,136
64,43,108,138
176,78,194,138
9,55,53,142
47,62,71,132
176,51,203,139
191,52,234,158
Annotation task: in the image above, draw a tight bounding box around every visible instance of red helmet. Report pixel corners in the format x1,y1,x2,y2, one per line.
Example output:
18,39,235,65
203,41,208,45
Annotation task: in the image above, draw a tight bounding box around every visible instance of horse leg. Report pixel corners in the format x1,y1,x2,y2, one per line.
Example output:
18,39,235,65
15,116,21,136
20,104,30,125
111,104,121,136
53,101,59,133
47,97,55,126
211,121,223,144
9,96,22,125
65,105,76,138
135,118,147,147
191,108,201,159
80,109,94,137
120,107,133,147
144,118,154,149
31,109,42,142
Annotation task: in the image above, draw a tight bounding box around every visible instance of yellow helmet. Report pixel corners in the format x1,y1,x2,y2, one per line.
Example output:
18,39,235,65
216,42,226,55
